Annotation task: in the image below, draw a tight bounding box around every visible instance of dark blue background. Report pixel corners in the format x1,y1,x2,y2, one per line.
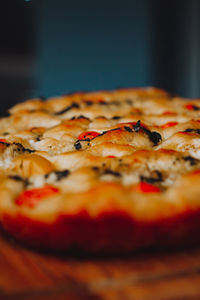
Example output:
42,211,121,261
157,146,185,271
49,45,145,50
0,0,200,112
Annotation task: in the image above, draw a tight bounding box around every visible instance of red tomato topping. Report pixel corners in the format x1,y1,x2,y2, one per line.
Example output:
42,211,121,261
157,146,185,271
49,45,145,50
161,122,178,129
162,111,176,115
191,170,200,175
185,104,200,110
0,139,7,150
178,131,194,136
16,185,59,208
106,155,116,158
139,182,161,193
78,131,100,141
185,104,194,110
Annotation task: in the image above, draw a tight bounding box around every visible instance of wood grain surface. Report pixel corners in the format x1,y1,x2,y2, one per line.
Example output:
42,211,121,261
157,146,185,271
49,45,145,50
0,227,200,300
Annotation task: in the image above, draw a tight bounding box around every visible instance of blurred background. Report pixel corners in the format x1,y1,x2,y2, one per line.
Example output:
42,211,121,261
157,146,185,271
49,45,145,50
0,0,199,113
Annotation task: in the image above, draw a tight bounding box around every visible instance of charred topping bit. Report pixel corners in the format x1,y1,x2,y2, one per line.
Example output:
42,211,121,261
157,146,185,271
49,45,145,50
132,120,162,146
71,115,90,120
99,128,121,137
98,100,107,105
0,140,10,147
185,104,200,111
77,115,90,120
183,156,197,166
78,131,100,141
45,170,70,181
85,100,93,106
74,141,82,150
13,142,36,153
3,132,9,136
8,175,29,186
133,120,141,132
92,166,100,171
54,170,70,181
36,136,41,142
148,131,162,146
184,128,200,134
140,170,163,184
54,102,80,115
103,169,121,177
124,126,132,132
112,116,121,120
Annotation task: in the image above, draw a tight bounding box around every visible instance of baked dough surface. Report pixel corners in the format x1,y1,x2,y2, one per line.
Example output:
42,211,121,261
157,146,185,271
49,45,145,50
1,87,200,252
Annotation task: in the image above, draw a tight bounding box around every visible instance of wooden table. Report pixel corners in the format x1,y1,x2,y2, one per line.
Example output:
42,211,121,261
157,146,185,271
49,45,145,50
1,228,200,300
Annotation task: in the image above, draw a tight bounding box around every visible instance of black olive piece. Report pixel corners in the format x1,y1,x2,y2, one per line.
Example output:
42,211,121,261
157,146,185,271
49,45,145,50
148,131,162,146
8,175,29,186
124,126,132,132
54,102,80,115
85,100,93,106
98,101,108,105
112,116,121,120
13,142,35,153
184,128,200,134
183,156,197,166
191,105,200,111
140,170,163,184
74,141,82,150
133,120,141,132
103,169,121,177
8,175,23,181
109,128,121,132
54,170,70,181
77,115,90,120
0,141,10,147
92,166,99,171
184,128,194,133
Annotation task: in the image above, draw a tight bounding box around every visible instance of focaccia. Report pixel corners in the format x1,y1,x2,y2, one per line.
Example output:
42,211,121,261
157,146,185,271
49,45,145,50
0,87,200,253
